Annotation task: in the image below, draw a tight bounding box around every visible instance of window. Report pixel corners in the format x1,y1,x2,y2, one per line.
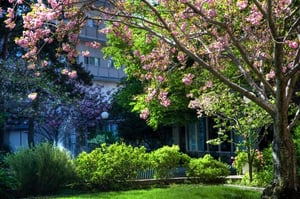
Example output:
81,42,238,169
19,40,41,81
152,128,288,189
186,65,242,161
186,117,234,153
84,57,100,67
107,59,113,68
187,123,197,151
86,19,93,27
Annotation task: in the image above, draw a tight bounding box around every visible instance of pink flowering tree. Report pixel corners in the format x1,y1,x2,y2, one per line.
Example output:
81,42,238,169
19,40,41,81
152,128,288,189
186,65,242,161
103,28,198,129
3,0,300,197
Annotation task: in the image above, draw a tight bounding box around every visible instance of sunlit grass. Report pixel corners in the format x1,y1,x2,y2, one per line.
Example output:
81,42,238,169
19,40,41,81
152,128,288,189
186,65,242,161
49,184,261,199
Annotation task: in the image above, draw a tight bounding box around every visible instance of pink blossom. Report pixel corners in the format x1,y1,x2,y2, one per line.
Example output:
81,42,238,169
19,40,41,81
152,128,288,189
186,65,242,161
133,50,140,56
68,33,78,43
27,63,35,70
208,9,217,18
146,88,157,102
160,98,171,107
182,73,195,85
282,67,287,73
156,75,165,82
236,0,248,10
68,70,77,79
177,52,185,63
5,20,16,29
286,41,299,49
180,22,187,32
62,43,71,52
205,81,213,88
7,8,14,18
82,50,90,57
99,27,112,34
266,70,275,80
87,41,101,48
246,6,263,25
158,91,171,107
49,0,58,8
140,108,149,119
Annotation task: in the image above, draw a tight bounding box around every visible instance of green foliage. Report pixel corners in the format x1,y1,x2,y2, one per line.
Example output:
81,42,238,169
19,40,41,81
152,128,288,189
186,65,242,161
293,124,300,175
104,25,198,129
239,147,273,187
75,143,150,189
232,151,248,174
5,143,76,196
233,149,267,175
149,145,190,179
88,131,119,149
0,167,18,199
186,154,230,184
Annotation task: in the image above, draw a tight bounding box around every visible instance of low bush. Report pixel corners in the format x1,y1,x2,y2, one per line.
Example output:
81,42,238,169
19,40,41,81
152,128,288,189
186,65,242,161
149,145,190,179
0,167,18,199
232,150,265,175
186,154,230,184
75,143,150,189
5,143,76,197
240,147,273,187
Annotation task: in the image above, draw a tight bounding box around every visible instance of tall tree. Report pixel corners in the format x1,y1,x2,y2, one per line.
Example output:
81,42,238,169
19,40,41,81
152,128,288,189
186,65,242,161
3,0,300,198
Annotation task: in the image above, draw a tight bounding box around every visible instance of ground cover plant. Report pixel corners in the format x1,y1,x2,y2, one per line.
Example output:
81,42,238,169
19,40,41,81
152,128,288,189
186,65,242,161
46,184,261,199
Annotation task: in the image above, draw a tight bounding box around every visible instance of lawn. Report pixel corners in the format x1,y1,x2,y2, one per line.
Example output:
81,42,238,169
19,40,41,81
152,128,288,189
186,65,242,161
49,184,261,199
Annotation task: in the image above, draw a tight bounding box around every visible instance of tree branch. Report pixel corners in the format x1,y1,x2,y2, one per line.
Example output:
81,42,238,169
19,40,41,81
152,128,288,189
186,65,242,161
288,107,300,131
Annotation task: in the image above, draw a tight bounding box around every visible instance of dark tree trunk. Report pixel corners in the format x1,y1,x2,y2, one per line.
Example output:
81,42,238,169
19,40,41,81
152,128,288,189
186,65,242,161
262,77,299,198
262,116,299,198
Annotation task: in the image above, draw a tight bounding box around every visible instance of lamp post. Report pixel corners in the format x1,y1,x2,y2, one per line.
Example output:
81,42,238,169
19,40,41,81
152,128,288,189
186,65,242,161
101,111,109,120
100,111,109,142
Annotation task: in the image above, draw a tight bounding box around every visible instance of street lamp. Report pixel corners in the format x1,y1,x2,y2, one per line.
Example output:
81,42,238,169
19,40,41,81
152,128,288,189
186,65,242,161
101,111,109,119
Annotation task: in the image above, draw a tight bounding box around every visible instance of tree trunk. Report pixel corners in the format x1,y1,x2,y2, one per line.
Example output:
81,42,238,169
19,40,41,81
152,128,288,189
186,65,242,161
247,147,253,182
262,85,299,198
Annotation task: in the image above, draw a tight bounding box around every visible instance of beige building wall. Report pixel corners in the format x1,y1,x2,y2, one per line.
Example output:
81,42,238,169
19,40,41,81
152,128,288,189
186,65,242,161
77,18,126,90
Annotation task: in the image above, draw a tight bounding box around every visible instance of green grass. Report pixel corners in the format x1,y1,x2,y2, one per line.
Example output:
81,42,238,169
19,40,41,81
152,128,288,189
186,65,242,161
49,184,261,199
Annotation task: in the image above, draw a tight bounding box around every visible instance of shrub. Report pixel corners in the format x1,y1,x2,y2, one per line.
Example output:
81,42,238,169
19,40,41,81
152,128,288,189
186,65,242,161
149,145,190,179
240,147,273,187
0,167,18,199
232,150,265,175
186,154,230,184
5,143,76,196
75,143,150,189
